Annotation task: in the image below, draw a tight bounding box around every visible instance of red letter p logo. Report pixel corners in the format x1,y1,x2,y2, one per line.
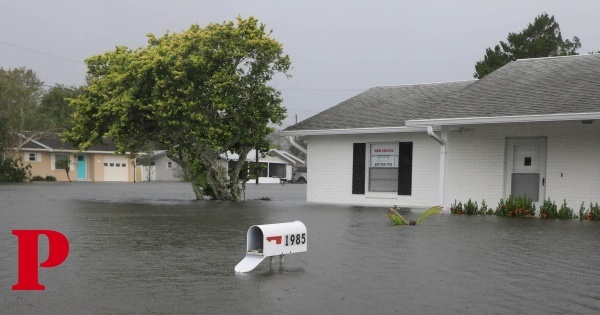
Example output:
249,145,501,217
12,230,69,290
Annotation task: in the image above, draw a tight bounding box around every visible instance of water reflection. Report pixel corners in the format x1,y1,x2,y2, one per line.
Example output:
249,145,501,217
1,182,599,314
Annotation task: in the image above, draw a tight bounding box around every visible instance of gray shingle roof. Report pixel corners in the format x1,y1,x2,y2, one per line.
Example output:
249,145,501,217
284,80,474,131
413,54,600,120
284,54,600,132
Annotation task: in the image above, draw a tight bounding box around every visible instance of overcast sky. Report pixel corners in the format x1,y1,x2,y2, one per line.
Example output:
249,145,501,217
1,0,599,128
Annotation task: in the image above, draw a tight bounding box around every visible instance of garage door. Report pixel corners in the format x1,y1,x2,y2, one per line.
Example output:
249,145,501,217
103,156,129,181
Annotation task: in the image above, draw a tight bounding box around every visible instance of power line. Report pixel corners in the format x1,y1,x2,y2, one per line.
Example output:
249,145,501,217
0,40,85,65
0,73,56,89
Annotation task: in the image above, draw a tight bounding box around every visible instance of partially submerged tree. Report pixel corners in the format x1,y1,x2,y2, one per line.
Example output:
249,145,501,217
64,17,291,200
474,13,581,79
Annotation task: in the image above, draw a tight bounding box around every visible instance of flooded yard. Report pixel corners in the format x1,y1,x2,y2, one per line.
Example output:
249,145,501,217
1,182,599,314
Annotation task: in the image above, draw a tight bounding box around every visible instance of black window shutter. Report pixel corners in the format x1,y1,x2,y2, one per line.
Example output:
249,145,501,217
398,142,413,195
352,143,366,194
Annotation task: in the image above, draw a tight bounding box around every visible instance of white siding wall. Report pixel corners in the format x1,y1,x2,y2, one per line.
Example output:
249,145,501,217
446,121,600,209
307,133,440,207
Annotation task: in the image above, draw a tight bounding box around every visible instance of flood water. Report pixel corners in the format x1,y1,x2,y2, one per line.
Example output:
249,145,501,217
1,182,599,314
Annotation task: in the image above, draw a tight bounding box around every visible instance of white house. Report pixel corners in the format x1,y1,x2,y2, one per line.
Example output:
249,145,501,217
224,149,305,183
142,149,304,183
280,54,600,210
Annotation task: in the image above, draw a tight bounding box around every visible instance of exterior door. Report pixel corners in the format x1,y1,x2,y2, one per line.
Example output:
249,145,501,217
505,138,546,203
77,154,87,180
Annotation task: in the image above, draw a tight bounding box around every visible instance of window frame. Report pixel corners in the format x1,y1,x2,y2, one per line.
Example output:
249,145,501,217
52,153,71,170
367,142,399,193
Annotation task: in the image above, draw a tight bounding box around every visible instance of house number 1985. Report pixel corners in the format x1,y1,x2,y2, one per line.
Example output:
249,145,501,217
285,233,306,246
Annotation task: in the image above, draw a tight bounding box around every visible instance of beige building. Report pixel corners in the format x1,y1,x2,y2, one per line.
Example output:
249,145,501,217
17,135,135,182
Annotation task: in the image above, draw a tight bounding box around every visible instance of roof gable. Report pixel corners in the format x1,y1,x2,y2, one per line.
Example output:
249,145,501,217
20,134,119,152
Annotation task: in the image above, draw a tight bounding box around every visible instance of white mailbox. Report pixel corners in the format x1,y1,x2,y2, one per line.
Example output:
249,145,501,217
235,221,307,273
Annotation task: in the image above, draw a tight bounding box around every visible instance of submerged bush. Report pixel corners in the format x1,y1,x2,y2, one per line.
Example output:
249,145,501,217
539,198,558,219
581,202,600,221
557,199,574,220
0,156,31,183
31,175,45,181
495,195,535,217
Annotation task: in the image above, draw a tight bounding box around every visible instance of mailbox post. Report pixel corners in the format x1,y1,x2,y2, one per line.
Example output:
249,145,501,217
235,221,307,273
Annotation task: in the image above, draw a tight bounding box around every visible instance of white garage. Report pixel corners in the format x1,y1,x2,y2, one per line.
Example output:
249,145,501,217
103,156,130,181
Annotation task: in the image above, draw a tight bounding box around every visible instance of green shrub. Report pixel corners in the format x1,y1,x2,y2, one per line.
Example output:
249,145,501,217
557,199,574,220
45,175,57,181
539,198,558,219
464,199,478,215
0,156,31,183
478,199,489,215
588,203,600,221
495,195,535,217
31,175,45,181
450,200,463,214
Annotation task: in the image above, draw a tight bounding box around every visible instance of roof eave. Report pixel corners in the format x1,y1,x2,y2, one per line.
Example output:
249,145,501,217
406,112,600,127
279,126,427,136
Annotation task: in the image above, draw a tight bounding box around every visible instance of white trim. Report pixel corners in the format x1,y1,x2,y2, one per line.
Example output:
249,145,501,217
406,112,600,127
51,153,73,171
30,139,53,150
279,126,427,136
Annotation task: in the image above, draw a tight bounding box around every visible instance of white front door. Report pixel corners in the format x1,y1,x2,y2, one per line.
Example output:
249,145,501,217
505,138,547,203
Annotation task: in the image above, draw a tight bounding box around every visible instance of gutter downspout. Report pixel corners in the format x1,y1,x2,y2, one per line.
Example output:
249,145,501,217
427,126,447,211
288,136,307,155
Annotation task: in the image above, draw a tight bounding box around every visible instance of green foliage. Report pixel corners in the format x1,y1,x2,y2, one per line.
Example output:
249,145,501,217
450,200,463,214
494,195,535,217
415,206,442,225
31,175,45,181
0,67,48,155
464,199,478,215
557,199,574,220
45,175,57,181
539,198,558,219
385,205,441,226
580,203,600,221
474,13,581,78
40,84,84,130
384,207,409,225
0,155,31,183
0,120,31,183
64,17,291,201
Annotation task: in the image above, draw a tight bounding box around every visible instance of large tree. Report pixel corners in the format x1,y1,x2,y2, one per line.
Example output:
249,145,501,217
40,84,84,131
0,67,48,157
474,13,581,79
64,17,291,201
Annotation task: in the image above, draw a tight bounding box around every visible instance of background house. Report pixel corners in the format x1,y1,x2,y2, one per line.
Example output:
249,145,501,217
18,134,134,182
139,149,304,183
281,54,600,210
